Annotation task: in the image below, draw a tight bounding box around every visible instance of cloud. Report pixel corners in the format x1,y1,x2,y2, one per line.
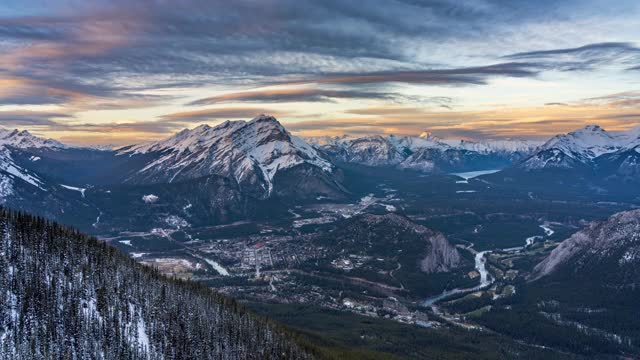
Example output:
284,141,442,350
285,63,538,86
189,87,452,105
580,91,640,108
0,111,71,127
507,42,639,59
1,0,639,144
286,102,640,139
505,42,640,72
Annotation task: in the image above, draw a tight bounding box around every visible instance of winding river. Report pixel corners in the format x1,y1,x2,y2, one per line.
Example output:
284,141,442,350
422,250,493,306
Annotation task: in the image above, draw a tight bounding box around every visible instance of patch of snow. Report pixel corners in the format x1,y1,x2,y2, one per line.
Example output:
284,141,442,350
0,175,13,202
119,240,132,246
165,215,188,228
456,190,477,193
0,148,46,190
142,194,159,203
383,204,397,212
136,317,150,352
131,252,146,258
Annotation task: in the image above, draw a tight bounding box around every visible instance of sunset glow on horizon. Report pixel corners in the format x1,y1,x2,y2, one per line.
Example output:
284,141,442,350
1,0,639,146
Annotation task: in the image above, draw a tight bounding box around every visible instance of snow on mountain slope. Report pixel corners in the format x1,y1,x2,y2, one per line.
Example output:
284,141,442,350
520,125,640,170
0,147,47,202
0,128,66,150
444,139,542,154
618,125,640,149
538,125,619,160
118,115,334,197
306,132,538,172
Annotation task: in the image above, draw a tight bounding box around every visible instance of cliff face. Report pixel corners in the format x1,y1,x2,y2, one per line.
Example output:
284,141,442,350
328,213,462,274
532,209,640,290
420,230,462,273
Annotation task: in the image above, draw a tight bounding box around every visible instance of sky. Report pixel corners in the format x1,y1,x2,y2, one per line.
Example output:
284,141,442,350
0,0,639,146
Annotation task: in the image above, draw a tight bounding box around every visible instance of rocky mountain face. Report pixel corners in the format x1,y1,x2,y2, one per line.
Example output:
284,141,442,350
0,128,67,201
0,116,347,230
0,130,97,226
0,128,67,149
0,208,314,359
325,213,462,274
307,133,540,173
118,115,343,200
519,125,640,171
532,209,640,290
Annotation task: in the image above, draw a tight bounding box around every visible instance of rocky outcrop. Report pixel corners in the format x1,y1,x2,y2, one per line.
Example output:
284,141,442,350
532,209,640,289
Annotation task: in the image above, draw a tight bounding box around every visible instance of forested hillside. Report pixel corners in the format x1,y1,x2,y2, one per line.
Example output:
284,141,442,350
0,208,313,359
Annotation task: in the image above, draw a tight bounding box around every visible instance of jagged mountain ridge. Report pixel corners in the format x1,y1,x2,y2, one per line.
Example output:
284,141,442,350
118,115,341,199
0,116,346,230
306,133,540,173
519,124,640,170
0,128,67,150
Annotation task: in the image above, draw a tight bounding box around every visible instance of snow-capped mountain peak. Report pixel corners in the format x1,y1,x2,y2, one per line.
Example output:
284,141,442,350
540,124,619,160
118,115,335,197
519,124,640,170
0,128,66,150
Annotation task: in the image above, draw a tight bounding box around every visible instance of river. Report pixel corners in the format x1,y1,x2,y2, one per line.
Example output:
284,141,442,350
422,250,493,306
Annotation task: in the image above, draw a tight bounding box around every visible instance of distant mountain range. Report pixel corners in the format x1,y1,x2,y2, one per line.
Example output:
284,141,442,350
0,115,346,230
1,116,639,230
306,132,541,173
519,125,640,173
482,125,640,200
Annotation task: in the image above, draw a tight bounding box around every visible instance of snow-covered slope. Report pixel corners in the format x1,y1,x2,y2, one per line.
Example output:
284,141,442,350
520,125,640,170
444,139,542,154
0,128,66,150
307,132,539,172
0,147,46,199
0,130,59,203
118,115,337,198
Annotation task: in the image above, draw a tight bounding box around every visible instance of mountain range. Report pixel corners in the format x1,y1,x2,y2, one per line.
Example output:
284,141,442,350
1,116,639,231
519,125,640,173
306,132,541,173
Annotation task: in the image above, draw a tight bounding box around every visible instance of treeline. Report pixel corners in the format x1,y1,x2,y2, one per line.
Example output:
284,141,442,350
0,208,314,359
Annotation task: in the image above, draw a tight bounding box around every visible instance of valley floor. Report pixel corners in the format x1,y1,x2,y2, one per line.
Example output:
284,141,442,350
95,165,637,358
